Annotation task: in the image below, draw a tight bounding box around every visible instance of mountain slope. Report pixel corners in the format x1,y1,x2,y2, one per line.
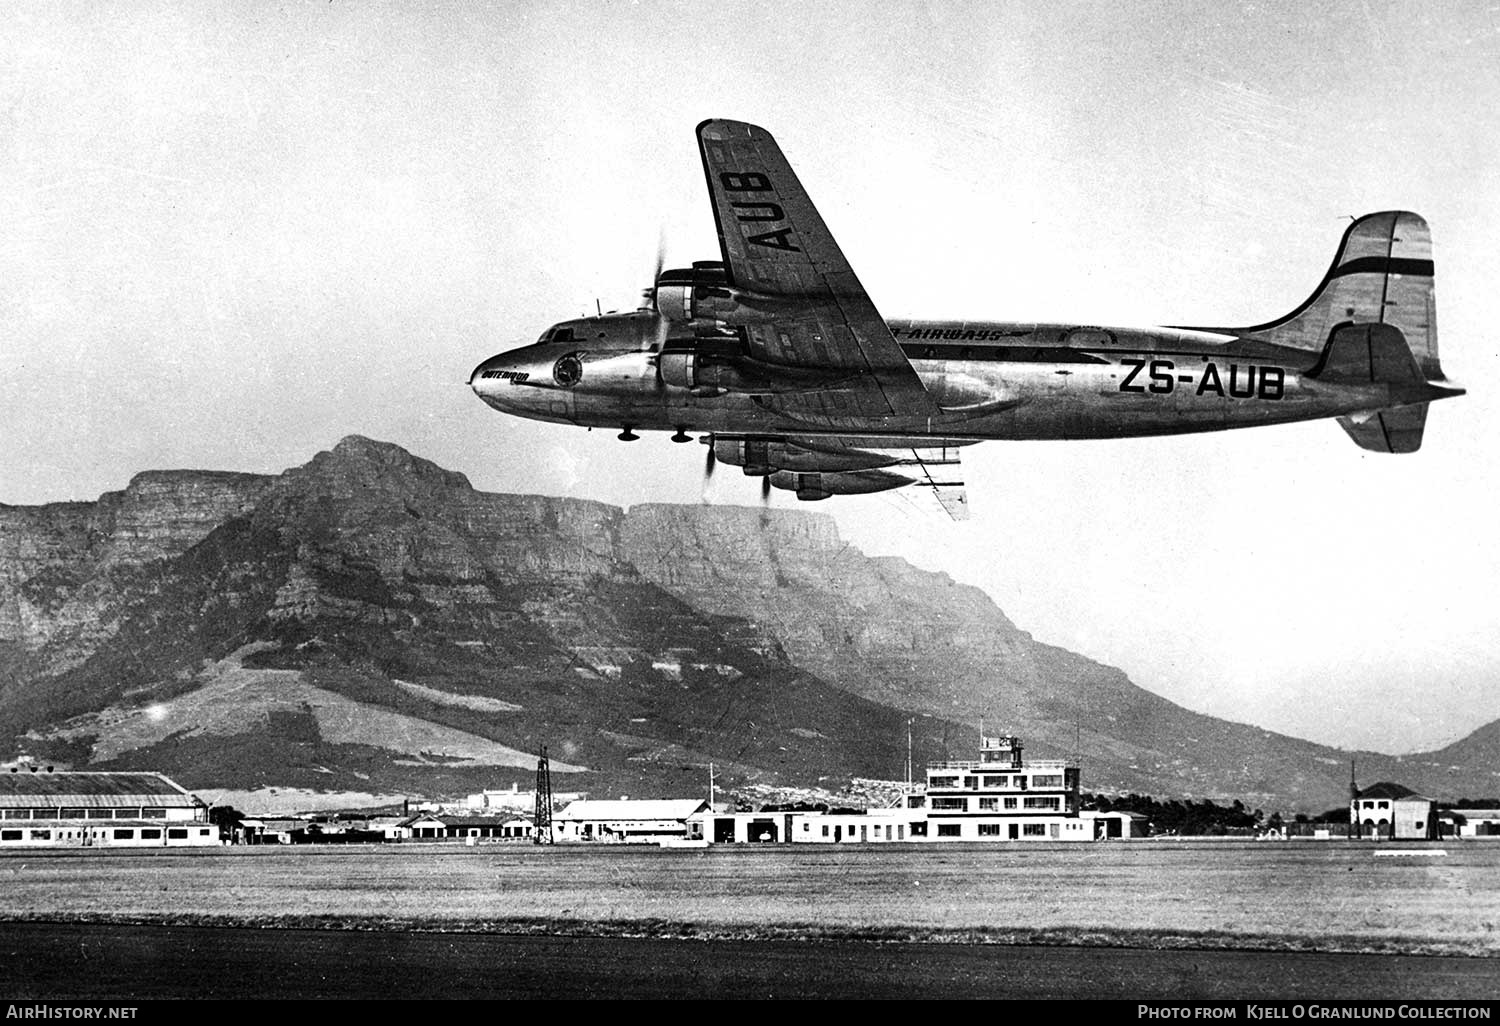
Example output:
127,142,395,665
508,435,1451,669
1,437,1491,810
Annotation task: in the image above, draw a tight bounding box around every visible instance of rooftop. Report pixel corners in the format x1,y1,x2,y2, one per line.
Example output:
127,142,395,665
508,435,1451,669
927,760,1071,772
557,799,711,821
0,771,201,807
1354,782,1424,801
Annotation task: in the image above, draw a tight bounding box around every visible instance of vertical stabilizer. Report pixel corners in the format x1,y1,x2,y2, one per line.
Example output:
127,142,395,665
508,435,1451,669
1238,211,1444,382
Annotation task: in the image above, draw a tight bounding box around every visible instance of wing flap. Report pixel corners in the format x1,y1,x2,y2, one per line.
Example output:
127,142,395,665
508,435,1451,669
715,433,971,519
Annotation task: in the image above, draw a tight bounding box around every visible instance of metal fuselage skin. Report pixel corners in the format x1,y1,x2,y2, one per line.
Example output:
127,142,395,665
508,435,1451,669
470,312,1397,443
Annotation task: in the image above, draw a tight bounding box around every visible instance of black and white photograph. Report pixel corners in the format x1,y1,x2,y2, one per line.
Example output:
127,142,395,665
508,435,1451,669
2,0,1498,1009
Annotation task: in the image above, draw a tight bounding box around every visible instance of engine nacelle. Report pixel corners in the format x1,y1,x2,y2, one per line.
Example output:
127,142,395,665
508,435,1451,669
654,262,731,323
658,350,767,397
770,469,914,501
714,438,905,476
654,261,787,325
659,340,847,397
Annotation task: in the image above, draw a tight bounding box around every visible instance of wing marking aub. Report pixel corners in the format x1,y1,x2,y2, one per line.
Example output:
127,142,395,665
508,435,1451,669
697,119,938,422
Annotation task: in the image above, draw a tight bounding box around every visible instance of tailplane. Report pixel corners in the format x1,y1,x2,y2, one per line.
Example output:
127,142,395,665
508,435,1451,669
1336,405,1428,454
1306,321,1461,453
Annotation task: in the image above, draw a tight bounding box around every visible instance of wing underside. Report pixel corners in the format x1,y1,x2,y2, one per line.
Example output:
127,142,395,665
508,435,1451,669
713,433,971,520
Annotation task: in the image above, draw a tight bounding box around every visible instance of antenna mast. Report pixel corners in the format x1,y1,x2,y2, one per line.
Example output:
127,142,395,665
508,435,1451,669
906,719,915,789
533,745,554,845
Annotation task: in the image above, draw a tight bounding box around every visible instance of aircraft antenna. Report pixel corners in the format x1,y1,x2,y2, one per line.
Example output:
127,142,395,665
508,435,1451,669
596,298,602,317
533,745,554,845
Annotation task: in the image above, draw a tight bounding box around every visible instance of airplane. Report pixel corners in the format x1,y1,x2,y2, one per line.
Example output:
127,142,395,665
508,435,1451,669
470,119,1464,519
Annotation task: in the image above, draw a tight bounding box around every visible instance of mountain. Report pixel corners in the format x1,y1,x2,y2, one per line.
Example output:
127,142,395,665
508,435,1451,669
1,436,1494,812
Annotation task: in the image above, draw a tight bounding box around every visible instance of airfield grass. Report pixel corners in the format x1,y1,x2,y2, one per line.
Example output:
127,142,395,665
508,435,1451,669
2,840,1497,958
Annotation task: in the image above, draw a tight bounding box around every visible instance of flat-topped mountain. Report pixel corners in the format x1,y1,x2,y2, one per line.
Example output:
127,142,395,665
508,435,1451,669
1,437,1492,811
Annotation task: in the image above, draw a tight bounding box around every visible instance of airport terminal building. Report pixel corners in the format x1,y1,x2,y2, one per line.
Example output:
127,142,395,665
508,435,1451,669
565,733,1132,846
0,769,218,848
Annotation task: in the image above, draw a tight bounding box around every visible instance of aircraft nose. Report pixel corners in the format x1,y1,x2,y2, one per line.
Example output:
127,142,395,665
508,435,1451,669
469,353,520,410
468,357,493,390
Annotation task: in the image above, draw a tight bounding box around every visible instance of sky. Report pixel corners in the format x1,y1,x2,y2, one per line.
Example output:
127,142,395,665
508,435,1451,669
4,2,1499,754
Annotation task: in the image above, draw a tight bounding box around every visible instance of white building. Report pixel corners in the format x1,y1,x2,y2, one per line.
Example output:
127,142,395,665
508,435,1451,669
1350,782,1436,840
0,769,218,848
915,734,1092,842
1442,808,1500,838
554,799,711,844
683,734,1101,846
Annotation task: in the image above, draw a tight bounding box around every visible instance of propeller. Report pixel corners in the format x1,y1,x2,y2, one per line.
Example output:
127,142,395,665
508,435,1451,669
704,438,716,481
761,474,772,503
639,228,666,310
639,228,671,352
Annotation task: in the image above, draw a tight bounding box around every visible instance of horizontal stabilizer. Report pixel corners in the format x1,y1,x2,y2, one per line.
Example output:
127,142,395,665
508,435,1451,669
1338,404,1428,453
1310,323,1423,386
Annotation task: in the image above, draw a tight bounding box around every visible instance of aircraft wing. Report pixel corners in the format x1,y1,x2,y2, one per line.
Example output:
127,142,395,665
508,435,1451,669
697,120,939,421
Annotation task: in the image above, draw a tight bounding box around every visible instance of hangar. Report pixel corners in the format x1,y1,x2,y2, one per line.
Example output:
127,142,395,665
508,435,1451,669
0,769,218,848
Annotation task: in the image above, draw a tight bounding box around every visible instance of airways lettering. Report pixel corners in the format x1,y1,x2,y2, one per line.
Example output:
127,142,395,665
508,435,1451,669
720,171,800,252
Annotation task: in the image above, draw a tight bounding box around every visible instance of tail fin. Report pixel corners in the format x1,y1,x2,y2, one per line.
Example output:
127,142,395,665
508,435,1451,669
1240,211,1445,382
1237,212,1464,453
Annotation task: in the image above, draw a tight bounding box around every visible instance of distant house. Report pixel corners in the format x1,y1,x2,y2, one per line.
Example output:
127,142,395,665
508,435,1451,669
554,799,711,844
1350,782,1436,840
368,816,412,841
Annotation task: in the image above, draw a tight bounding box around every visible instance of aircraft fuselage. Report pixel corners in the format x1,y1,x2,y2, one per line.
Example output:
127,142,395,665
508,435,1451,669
470,313,1402,443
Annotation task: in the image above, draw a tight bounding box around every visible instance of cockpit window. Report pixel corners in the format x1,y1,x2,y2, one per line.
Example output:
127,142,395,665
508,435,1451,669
553,327,575,343
553,352,583,387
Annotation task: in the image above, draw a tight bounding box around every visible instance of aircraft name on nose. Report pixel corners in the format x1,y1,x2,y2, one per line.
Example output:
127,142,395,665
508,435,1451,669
1119,358,1284,399
481,369,530,384
719,172,800,252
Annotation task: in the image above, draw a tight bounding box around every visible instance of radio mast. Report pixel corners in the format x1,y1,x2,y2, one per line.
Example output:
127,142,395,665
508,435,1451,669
533,745,554,845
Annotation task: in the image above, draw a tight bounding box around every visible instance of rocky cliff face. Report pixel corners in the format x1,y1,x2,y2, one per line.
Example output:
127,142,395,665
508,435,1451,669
1,436,1492,809
621,504,1081,725
0,471,271,670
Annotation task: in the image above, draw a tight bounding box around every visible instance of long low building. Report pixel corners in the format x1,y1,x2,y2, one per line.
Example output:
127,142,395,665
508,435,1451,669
0,769,218,848
554,799,712,844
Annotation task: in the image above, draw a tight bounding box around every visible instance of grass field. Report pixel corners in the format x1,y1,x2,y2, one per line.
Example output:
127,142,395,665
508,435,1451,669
2,840,1497,958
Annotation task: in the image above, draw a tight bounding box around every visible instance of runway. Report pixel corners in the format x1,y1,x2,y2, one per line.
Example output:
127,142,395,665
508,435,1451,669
4,921,1497,1001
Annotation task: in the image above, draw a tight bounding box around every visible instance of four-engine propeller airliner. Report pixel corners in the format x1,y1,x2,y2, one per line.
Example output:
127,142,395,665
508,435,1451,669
471,119,1463,518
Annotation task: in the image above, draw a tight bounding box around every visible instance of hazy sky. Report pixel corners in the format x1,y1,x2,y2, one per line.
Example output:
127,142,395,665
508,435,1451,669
4,2,1498,754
